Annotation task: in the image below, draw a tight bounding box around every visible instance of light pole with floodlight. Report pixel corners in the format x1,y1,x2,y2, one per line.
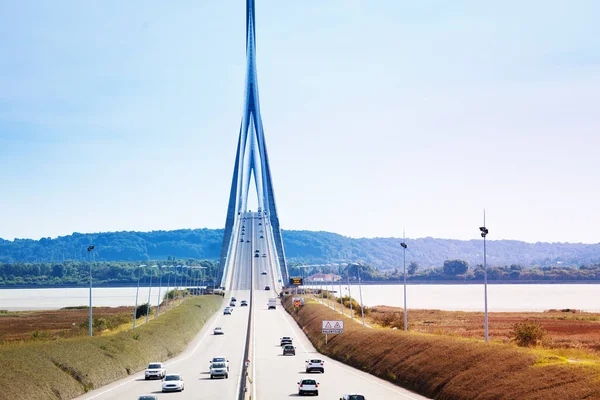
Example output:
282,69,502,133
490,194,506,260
87,245,95,336
182,266,188,300
133,264,146,329
164,266,172,313
146,265,157,323
401,233,408,331
357,264,365,327
176,265,183,306
338,263,347,315
480,213,489,343
156,265,165,318
347,274,354,320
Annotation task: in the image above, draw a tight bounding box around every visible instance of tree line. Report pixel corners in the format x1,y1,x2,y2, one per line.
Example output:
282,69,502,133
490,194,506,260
1,229,600,269
0,260,218,287
288,261,600,283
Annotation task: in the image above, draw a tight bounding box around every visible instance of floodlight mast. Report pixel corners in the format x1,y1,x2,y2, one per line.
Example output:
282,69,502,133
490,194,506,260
400,230,408,332
479,210,489,343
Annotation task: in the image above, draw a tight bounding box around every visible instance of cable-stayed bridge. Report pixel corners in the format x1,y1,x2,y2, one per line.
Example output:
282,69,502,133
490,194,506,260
218,0,288,292
75,2,426,399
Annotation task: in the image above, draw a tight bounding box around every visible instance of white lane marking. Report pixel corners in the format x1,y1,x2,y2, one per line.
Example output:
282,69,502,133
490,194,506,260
84,304,222,399
279,305,423,400
83,376,138,400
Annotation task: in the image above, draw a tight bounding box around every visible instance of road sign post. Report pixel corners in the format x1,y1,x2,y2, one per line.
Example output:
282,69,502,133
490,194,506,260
322,319,344,344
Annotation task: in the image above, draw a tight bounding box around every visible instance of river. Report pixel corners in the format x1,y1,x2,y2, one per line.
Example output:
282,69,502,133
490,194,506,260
1,283,598,312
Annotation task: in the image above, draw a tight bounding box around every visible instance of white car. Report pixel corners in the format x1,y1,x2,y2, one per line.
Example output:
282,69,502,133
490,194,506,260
305,359,325,373
210,361,229,379
214,327,224,335
210,356,230,371
144,362,166,380
298,378,319,396
224,307,232,315
162,374,184,392
340,395,365,400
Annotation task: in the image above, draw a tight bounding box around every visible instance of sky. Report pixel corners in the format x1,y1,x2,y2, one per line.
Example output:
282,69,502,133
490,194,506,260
1,1,599,244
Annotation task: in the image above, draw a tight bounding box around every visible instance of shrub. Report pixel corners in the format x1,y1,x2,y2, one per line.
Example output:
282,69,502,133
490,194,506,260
135,303,152,319
510,320,546,347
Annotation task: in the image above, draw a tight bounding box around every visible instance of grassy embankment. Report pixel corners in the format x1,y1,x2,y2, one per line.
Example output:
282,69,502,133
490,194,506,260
0,295,223,400
285,296,600,399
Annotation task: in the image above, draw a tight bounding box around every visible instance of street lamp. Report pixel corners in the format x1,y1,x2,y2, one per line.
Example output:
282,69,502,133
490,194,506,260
87,245,95,337
401,232,408,332
164,266,172,314
182,266,189,301
146,265,158,323
480,213,490,343
346,275,354,320
156,265,165,318
338,263,348,316
357,264,365,327
133,264,147,329
174,265,183,307
191,266,207,296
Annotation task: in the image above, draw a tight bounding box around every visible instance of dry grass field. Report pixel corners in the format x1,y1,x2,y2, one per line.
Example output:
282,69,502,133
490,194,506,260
0,296,223,400
0,306,135,343
287,296,600,399
368,306,600,354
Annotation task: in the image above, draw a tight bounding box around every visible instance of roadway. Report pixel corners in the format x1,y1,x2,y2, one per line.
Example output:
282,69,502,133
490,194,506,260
76,211,428,399
76,214,255,400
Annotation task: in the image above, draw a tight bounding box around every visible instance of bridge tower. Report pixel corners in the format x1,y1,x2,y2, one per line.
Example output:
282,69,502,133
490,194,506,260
219,0,288,287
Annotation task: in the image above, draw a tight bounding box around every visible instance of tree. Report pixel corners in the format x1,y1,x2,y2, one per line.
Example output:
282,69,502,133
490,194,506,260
408,262,419,275
443,260,469,276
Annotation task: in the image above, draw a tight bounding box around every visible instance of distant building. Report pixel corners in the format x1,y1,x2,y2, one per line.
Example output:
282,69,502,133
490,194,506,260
306,273,342,282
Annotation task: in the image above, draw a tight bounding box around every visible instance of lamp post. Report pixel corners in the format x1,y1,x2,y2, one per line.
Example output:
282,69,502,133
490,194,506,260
480,212,489,343
133,264,147,329
183,266,189,300
156,265,165,318
329,264,336,311
347,275,354,320
339,263,347,315
357,264,365,327
175,265,182,306
401,232,408,331
146,265,157,323
87,245,95,337
164,266,172,314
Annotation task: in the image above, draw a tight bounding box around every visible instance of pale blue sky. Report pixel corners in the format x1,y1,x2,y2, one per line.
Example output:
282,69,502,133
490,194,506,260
1,1,599,243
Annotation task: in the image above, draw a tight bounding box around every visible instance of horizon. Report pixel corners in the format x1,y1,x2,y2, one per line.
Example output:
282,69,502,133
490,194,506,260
1,2,599,244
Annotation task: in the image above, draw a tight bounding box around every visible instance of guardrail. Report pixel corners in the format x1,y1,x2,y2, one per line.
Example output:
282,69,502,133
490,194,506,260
238,222,255,400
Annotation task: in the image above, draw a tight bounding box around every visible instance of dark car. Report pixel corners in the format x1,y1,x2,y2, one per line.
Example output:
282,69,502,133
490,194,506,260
254,253,259,258
264,285,270,290
280,337,293,346
240,300,248,306
282,344,296,356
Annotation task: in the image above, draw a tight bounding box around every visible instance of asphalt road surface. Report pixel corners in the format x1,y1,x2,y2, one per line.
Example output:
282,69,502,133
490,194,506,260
77,212,428,399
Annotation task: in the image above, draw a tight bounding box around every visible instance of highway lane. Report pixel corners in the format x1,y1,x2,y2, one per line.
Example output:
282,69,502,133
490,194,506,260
252,291,429,399
76,213,254,400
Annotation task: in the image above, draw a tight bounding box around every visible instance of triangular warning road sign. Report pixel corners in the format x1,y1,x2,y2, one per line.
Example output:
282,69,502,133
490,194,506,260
334,322,341,328
325,322,332,328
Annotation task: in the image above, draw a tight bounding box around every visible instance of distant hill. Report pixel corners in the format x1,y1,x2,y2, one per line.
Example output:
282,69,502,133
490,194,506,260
1,229,599,270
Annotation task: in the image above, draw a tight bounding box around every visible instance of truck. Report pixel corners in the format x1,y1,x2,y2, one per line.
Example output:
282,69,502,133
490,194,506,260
268,298,277,310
